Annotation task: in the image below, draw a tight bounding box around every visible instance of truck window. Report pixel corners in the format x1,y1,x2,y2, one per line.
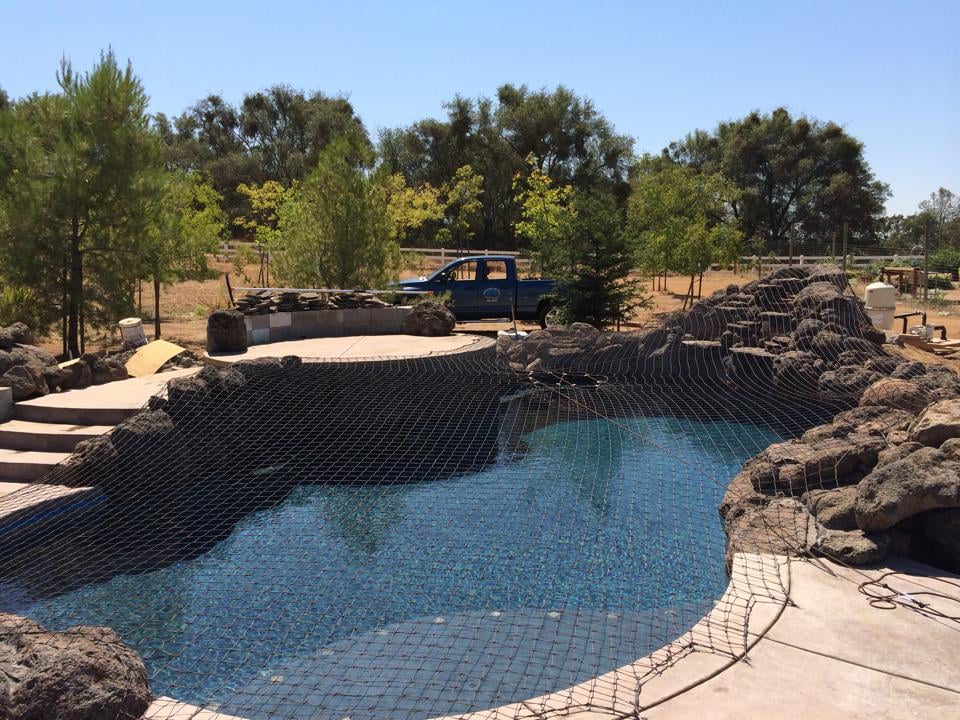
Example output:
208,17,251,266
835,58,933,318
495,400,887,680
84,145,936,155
450,261,477,281
483,260,508,280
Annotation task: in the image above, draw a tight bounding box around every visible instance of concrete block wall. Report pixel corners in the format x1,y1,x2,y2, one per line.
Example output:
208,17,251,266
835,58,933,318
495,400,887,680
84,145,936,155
245,307,411,345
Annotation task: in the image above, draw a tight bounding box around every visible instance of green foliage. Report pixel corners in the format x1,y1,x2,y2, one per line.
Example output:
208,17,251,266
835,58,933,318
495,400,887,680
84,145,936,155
156,86,369,223
627,161,742,302
234,180,289,284
0,50,161,355
0,285,42,330
443,165,483,253
665,108,889,252
378,85,633,248
928,248,960,278
551,193,650,329
383,173,444,243
514,155,577,275
274,131,399,289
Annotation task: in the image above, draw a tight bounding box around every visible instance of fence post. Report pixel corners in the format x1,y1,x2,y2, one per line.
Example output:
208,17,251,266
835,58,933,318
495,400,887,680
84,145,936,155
842,222,848,272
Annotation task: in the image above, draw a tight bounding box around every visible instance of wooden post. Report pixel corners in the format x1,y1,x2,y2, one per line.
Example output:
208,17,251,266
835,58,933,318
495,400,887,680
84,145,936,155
225,273,235,307
923,226,929,303
788,236,794,266
841,222,848,272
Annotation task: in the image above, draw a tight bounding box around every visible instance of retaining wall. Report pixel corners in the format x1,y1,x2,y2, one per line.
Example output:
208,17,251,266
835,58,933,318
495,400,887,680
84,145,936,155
244,307,412,345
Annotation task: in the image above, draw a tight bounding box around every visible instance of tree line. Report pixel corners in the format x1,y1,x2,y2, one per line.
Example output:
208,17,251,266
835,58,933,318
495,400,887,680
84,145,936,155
2,50,952,344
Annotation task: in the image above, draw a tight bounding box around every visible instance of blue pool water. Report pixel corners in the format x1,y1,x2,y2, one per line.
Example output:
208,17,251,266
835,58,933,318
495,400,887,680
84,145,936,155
17,415,780,718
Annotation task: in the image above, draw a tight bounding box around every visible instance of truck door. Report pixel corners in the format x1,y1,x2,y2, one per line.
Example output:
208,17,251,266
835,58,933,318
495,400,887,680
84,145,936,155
446,259,480,319
477,259,515,319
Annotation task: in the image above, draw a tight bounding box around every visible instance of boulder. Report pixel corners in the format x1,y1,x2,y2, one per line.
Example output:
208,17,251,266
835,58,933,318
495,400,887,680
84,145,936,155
110,410,174,452
9,345,57,371
724,498,816,567
912,366,960,400
773,351,822,392
907,399,960,447
206,309,248,353
813,528,906,565
801,486,858,530
832,405,914,435
818,365,882,399
810,331,847,362
726,347,776,387
794,281,842,306
875,442,924,468
749,436,868,492
0,613,152,720
0,365,37,401
401,300,456,337
890,362,927,380
858,378,932,413
55,435,118,488
5,322,34,345
855,445,960,531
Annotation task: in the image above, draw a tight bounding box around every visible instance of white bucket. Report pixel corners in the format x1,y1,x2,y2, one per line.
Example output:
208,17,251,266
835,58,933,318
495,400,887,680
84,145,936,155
118,317,148,348
497,330,528,340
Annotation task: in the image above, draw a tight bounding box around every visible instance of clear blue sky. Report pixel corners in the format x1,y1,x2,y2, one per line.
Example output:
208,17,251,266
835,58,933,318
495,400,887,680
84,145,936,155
3,0,957,214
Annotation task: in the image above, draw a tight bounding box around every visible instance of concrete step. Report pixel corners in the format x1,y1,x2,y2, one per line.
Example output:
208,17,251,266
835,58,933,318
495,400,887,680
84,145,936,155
0,448,71,481
13,402,137,426
0,420,111,453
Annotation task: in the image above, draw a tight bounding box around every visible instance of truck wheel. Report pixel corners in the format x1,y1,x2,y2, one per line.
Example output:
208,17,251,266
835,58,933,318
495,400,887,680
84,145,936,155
537,303,556,329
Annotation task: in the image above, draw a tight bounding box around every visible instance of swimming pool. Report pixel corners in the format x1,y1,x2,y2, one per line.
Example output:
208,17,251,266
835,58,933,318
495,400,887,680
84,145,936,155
15,412,780,719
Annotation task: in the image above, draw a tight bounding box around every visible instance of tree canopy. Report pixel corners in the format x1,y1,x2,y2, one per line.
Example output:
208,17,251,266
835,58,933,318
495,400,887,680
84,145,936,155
665,108,889,253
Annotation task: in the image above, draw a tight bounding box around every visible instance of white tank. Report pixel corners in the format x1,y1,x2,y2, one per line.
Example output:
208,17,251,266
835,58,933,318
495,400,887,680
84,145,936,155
864,282,896,331
864,282,896,309
118,317,148,348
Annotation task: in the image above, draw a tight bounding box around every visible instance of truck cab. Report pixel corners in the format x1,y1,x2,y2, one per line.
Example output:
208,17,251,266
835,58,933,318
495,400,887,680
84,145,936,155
396,255,555,326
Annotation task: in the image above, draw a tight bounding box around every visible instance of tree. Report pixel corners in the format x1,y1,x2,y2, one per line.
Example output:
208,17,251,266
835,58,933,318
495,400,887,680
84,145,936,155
142,172,225,339
666,108,889,253
234,180,289,285
158,87,369,223
274,131,399,289
443,165,483,255
552,193,649,329
628,160,742,308
919,187,960,249
0,51,161,356
514,156,577,275
378,85,633,248
382,173,444,244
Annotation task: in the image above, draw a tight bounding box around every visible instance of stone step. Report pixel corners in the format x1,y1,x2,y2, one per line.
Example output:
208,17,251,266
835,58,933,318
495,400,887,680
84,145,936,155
13,402,137,426
0,419,111,453
0,448,71,481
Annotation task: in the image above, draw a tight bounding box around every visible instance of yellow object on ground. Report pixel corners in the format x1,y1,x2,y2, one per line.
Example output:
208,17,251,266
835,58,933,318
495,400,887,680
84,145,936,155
125,339,188,377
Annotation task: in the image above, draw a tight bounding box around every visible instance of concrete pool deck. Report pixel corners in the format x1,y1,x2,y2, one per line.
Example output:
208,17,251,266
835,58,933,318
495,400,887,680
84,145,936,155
204,333,494,365
138,554,960,720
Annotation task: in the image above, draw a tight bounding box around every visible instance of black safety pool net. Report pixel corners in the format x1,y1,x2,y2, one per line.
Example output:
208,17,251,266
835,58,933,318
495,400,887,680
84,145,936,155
0,265,926,720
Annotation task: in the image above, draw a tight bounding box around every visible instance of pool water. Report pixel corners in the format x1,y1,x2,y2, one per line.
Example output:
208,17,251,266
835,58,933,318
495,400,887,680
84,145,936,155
18,415,780,719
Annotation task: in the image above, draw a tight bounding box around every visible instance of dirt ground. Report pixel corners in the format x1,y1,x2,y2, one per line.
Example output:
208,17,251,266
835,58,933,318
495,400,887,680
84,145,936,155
33,257,960,371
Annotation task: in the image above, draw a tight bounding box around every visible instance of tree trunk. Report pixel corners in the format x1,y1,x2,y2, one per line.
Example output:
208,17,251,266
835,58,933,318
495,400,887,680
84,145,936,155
698,271,704,299
153,274,161,340
67,214,83,358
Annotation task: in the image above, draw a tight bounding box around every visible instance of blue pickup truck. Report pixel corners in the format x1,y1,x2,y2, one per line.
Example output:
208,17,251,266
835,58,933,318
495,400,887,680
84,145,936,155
396,255,556,327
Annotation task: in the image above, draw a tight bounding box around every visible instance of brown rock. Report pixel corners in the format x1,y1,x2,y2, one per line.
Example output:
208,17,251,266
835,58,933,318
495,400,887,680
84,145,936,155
724,498,816,567
801,486,859,530
812,528,906,565
908,399,960,447
401,299,456,337
859,378,932,413
0,613,152,720
855,446,960,531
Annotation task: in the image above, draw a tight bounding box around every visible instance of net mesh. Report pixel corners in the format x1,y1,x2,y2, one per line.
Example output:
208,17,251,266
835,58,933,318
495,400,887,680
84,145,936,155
0,263,953,720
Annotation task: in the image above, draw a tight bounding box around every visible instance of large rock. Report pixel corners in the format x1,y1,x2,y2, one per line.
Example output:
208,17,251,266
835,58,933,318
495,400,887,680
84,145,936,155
206,309,248,353
855,443,960,531
907,399,960,447
0,613,152,720
858,378,932,413
818,365,882,399
813,528,905,565
746,433,879,492
724,498,816,567
801,485,859,530
5,322,34,345
401,300,456,337
0,365,38,401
